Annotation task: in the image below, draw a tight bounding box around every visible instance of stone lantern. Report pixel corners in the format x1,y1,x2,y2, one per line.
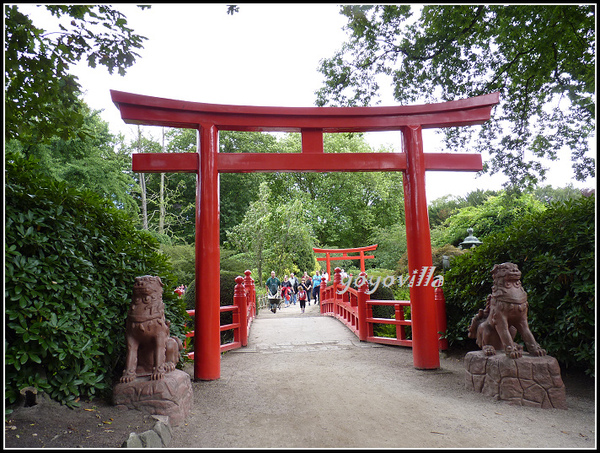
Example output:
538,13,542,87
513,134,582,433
459,227,482,249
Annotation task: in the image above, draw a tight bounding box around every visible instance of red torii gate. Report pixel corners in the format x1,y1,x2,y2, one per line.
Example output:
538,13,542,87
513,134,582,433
313,244,378,276
110,90,499,380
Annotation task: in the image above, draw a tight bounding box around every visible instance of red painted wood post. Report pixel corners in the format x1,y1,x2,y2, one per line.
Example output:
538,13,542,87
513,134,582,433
195,123,221,380
234,276,248,347
356,272,368,341
319,276,327,314
244,270,255,320
402,125,440,370
435,287,449,351
395,305,406,342
333,267,342,305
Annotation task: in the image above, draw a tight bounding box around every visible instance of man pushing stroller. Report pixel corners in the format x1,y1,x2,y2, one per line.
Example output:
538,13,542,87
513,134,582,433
265,270,281,313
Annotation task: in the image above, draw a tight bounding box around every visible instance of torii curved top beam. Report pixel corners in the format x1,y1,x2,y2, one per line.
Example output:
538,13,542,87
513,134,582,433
110,90,499,133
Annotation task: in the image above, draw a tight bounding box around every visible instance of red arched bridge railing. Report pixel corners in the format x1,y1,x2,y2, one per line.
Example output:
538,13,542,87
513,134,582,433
184,266,447,358
320,267,448,350
185,270,257,358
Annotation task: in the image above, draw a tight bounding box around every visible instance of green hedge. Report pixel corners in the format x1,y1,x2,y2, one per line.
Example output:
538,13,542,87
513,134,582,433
5,152,188,407
442,194,595,376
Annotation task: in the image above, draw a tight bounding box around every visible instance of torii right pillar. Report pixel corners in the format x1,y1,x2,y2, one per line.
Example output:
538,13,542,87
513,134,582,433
403,125,440,369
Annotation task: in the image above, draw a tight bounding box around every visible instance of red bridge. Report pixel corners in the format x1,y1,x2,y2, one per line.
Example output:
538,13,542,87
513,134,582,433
184,263,449,359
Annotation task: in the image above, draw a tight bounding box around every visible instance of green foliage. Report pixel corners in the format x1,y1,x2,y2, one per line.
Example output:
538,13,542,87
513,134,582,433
226,181,318,286
317,5,595,188
395,244,464,277
265,133,405,249
442,194,595,375
428,190,498,227
369,222,407,270
431,192,547,247
5,152,188,407
7,106,140,219
160,243,195,288
219,131,277,240
5,5,149,145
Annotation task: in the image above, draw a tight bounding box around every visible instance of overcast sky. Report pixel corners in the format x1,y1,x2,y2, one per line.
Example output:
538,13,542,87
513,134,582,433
17,4,595,202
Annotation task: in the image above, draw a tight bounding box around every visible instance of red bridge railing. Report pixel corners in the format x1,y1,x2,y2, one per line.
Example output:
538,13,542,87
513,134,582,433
320,267,447,349
185,270,257,358
186,266,446,359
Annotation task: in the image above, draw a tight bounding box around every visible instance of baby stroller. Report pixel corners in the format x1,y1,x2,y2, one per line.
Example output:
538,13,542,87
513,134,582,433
268,289,282,313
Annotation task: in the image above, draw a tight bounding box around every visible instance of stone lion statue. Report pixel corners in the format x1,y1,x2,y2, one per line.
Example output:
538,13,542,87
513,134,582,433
120,276,183,382
468,263,546,359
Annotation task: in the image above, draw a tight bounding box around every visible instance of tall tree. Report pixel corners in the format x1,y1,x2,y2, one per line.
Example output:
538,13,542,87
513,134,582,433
266,133,405,248
5,105,139,218
316,5,595,189
226,182,274,285
219,131,275,240
4,4,148,145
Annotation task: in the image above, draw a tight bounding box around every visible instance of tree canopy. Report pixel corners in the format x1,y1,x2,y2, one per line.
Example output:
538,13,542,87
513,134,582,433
316,5,595,189
4,5,148,144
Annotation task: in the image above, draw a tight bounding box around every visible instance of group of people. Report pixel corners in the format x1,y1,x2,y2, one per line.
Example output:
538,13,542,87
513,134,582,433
265,270,329,314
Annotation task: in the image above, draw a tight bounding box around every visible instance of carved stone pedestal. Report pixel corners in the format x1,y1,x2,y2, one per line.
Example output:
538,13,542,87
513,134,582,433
464,350,567,409
113,369,193,425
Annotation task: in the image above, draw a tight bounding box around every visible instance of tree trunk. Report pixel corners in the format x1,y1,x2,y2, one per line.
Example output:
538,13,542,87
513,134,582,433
159,128,166,234
137,126,148,230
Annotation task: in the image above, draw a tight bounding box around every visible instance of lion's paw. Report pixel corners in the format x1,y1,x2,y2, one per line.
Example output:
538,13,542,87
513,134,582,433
482,345,496,356
528,344,547,356
120,370,137,383
150,364,167,381
505,345,522,359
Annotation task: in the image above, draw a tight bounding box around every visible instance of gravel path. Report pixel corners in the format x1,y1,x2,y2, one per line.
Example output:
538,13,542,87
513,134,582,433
170,301,596,449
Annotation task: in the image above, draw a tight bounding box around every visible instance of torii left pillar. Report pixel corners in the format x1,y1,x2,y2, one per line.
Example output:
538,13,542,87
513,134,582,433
196,123,221,380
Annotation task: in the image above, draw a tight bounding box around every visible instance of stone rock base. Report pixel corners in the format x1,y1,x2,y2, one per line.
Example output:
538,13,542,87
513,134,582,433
113,369,193,425
464,350,567,409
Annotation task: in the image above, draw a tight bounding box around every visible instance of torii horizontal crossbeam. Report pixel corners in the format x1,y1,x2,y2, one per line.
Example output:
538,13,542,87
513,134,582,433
132,151,483,174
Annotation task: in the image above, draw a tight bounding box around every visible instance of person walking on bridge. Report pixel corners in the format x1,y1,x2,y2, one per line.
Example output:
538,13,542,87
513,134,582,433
281,275,291,308
265,271,281,313
312,270,322,305
289,273,298,306
301,272,312,305
297,284,307,313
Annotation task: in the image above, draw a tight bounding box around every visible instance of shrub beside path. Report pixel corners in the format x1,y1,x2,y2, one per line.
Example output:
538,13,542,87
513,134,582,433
170,301,596,449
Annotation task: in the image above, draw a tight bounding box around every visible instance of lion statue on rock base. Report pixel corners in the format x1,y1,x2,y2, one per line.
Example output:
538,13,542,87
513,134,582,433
120,275,183,383
468,262,546,359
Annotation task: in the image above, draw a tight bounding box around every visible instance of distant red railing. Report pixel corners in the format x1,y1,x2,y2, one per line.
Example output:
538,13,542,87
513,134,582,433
185,270,257,358
320,267,447,350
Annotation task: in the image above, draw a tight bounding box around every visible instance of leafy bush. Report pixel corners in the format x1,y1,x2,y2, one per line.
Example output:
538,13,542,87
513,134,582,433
442,194,595,376
431,192,547,247
5,153,188,407
159,243,195,287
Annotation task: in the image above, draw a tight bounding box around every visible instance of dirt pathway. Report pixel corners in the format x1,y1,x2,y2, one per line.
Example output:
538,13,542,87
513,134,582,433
170,302,596,449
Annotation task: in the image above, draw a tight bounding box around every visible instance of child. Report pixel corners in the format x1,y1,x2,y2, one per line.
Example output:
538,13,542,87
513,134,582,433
281,283,290,308
297,286,307,313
